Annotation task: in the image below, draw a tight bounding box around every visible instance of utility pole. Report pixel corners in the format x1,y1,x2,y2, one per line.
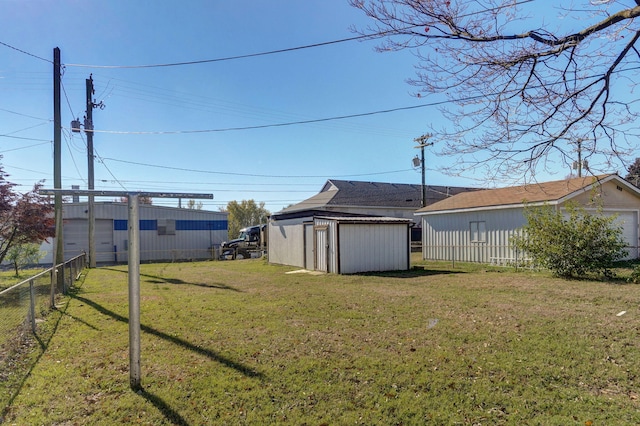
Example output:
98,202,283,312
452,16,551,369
572,138,588,178
413,134,433,208
83,75,104,268
52,47,64,305
86,76,96,268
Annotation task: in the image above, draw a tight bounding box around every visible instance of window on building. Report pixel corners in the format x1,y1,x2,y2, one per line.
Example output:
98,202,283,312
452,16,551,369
470,221,486,243
158,219,176,236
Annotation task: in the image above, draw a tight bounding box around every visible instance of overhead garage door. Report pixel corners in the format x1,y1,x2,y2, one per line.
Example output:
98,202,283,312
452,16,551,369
609,211,639,260
63,219,114,263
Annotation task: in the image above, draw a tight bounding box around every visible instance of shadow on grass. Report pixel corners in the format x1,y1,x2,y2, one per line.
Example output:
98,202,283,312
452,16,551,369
355,266,466,279
138,389,190,426
100,267,241,291
72,294,263,379
1,295,73,421
60,310,100,331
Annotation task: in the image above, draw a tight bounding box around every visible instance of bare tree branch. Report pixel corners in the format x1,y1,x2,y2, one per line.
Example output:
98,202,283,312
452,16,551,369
350,0,640,181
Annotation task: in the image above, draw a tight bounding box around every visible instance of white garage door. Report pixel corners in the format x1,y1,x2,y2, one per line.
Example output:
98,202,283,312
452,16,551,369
63,219,114,263
609,211,638,260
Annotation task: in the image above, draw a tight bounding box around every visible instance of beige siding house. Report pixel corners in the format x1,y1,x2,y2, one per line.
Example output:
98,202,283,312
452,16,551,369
415,174,640,263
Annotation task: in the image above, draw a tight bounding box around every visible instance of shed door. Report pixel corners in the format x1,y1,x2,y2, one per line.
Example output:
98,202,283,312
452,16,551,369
315,226,328,272
304,223,314,269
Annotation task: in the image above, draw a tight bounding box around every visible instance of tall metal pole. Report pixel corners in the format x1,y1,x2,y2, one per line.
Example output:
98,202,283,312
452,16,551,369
52,47,64,305
86,77,96,268
128,194,141,391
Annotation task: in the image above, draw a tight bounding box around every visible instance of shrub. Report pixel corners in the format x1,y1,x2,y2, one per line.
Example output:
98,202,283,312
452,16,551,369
627,264,640,283
512,203,627,278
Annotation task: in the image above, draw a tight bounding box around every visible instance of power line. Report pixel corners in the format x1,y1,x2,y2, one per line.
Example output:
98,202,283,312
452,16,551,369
0,41,52,63
65,33,383,69
0,107,50,121
100,156,414,179
0,135,51,143
0,141,50,152
76,98,459,135
62,130,86,185
77,62,640,136
94,147,128,191
61,0,533,69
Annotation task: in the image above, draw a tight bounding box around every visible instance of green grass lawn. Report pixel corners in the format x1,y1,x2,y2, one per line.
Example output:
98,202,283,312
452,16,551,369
2,258,639,424
0,267,47,291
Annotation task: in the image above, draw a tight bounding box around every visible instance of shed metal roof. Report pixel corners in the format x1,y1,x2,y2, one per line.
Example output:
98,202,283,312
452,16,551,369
315,215,413,224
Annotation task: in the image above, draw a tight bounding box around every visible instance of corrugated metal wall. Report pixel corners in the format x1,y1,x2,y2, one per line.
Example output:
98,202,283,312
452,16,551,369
269,215,411,273
41,202,228,264
422,206,640,263
422,208,527,263
338,223,409,274
268,217,307,268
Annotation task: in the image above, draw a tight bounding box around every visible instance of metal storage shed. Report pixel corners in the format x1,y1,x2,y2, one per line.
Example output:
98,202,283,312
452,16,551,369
415,174,640,263
269,213,412,274
40,202,228,264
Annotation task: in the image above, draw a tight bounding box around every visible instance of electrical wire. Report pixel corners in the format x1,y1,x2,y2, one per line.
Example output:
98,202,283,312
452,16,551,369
94,147,128,191
0,41,51,63
100,156,415,179
62,0,533,69
0,141,50,153
62,130,86,185
0,107,50,121
77,61,640,136
64,33,397,69
77,98,459,135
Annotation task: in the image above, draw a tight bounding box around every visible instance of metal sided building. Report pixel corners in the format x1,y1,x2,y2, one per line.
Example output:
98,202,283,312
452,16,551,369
40,202,228,264
269,210,412,274
415,174,640,264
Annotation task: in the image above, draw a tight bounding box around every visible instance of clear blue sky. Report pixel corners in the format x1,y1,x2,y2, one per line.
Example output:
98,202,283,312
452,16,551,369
0,1,629,213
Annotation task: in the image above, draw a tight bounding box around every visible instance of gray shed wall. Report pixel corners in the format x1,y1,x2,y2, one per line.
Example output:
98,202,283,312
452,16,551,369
338,223,409,273
268,217,308,268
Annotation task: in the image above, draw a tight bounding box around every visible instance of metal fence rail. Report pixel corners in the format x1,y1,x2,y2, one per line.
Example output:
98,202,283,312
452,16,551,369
0,254,87,350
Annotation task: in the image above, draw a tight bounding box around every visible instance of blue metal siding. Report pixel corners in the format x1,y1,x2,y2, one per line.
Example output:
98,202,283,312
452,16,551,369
113,220,226,231
176,220,228,231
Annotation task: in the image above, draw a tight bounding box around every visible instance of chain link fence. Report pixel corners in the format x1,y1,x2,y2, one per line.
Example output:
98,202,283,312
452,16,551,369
0,254,87,352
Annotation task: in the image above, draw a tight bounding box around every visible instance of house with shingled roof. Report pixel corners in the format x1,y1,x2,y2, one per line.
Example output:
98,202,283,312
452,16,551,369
415,174,640,263
277,179,476,224
268,179,478,272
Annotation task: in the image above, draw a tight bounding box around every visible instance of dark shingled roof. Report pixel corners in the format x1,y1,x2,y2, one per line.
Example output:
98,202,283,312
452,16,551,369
279,179,478,213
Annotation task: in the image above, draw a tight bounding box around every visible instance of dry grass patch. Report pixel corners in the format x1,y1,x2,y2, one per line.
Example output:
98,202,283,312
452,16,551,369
2,259,640,424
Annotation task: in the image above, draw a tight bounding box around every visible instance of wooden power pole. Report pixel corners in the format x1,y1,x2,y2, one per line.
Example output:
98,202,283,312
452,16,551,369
86,76,96,268
52,47,64,305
